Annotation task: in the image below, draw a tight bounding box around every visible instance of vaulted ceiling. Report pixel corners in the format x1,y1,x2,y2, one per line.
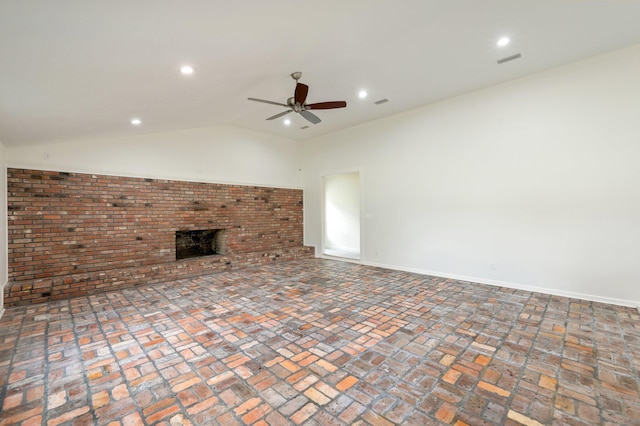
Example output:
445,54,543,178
2,0,640,147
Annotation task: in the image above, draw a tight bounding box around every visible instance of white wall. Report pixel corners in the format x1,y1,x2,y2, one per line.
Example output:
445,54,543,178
324,172,360,254
6,125,302,189
0,141,6,318
303,44,640,307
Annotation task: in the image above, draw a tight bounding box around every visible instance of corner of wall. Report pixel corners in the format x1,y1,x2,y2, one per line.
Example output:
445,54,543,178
1,140,7,318
0,281,5,319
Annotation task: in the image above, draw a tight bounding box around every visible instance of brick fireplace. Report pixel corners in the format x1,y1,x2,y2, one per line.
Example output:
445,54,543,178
4,169,313,305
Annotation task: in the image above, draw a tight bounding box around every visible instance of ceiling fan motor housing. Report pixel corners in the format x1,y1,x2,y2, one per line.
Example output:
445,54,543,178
287,97,303,112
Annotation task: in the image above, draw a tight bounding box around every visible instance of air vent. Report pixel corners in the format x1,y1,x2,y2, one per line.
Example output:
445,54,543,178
374,98,389,105
300,126,310,129
497,53,522,64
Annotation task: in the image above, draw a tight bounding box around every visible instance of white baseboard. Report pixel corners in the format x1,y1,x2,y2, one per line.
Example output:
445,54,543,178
318,254,362,265
343,260,639,308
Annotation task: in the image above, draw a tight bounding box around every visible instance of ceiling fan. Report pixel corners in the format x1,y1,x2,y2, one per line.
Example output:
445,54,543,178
248,72,347,125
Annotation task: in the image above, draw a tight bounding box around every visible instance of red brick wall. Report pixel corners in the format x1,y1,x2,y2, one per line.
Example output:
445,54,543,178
5,168,313,305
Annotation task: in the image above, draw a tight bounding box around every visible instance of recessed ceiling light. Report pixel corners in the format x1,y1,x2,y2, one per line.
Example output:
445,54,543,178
284,119,291,126
497,37,510,47
358,90,368,99
180,65,195,75
130,118,142,126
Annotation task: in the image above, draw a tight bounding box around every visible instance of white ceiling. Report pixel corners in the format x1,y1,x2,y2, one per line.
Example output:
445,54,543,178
1,0,640,147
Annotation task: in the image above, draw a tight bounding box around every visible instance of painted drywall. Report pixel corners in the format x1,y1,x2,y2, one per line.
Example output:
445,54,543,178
303,44,640,306
6,125,302,189
324,172,360,255
0,141,6,317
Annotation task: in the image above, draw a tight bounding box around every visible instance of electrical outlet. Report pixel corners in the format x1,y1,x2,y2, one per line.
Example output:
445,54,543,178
490,263,496,271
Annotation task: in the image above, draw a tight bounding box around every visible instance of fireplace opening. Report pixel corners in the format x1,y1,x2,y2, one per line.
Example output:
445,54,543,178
176,229,226,260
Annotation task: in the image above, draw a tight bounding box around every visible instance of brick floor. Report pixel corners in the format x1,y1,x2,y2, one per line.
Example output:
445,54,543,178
1,258,639,425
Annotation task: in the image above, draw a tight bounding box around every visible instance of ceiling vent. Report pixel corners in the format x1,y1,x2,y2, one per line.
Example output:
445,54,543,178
300,125,310,129
497,53,522,65
374,98,390,105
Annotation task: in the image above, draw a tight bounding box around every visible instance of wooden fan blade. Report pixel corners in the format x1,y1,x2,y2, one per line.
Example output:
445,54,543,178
306,101,347,110
300,110,321,124
248,98,288,107
266,110,293,120
295,83,309,105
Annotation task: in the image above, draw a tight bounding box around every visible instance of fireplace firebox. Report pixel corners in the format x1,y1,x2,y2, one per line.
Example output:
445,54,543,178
175,229,226,260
